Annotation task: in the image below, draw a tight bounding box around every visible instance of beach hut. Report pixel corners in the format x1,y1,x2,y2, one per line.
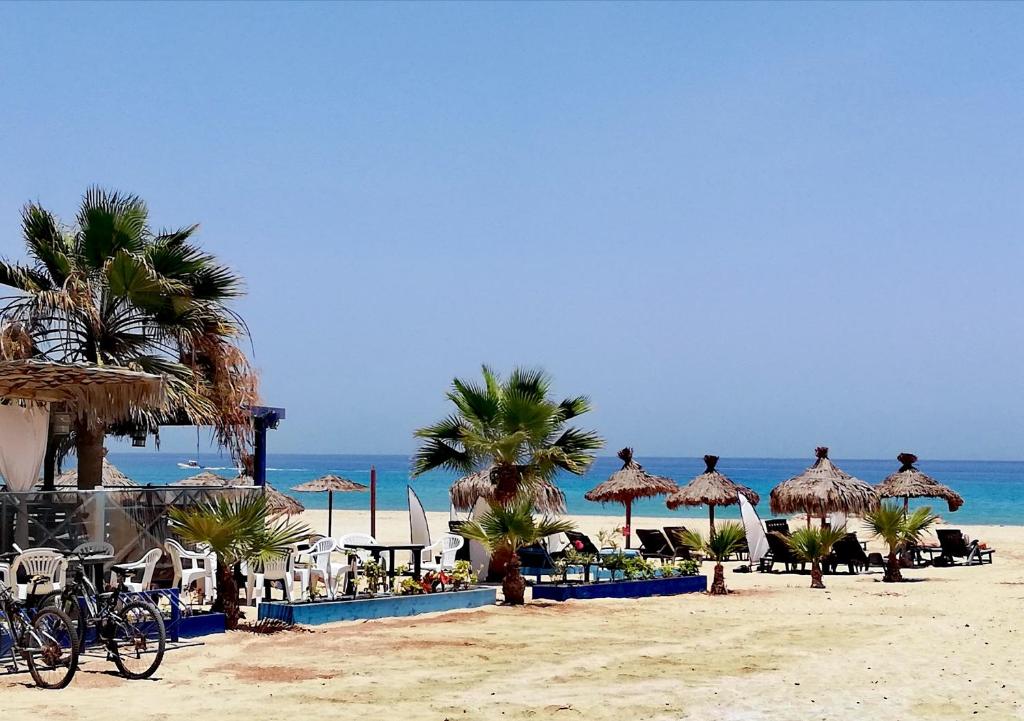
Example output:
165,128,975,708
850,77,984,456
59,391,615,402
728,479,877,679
769,447,879,526
450,468,567,515
585,448,678,549
291,474,367,535
876,453,963,513
666,455,759,534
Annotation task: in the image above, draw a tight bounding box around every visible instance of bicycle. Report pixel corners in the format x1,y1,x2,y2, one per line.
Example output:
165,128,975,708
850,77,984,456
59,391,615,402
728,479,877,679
0,565,78,689
40,551,166,680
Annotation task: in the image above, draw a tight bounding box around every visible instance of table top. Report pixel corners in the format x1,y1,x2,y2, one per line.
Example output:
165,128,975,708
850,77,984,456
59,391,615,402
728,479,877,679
343,542,425,552
78,554,114,564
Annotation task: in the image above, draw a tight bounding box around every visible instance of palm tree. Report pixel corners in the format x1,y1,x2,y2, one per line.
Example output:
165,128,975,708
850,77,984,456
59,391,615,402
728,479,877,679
784,525,849,589
168,494,309,629
863,503,938,582
413,365,603,504
0,188,257,488
458,493,576,605
680,522,746,595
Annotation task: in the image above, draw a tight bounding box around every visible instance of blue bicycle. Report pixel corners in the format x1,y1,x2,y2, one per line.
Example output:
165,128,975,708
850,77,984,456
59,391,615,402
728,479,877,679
0,567,78,689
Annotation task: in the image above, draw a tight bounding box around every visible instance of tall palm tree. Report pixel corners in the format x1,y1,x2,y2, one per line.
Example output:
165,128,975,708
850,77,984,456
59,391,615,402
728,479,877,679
412,365,603,504
0,188,257,487
863,503,938,582
169,494,309,628
458,493,576,605
680,522,746,595
784,525,849,589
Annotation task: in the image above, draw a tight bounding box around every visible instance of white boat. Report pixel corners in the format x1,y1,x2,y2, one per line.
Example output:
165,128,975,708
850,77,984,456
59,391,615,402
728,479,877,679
177,460,200,469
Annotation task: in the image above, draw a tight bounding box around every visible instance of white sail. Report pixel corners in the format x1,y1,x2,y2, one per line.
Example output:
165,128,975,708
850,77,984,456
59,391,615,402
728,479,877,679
407,485,431,547
739,493,769,569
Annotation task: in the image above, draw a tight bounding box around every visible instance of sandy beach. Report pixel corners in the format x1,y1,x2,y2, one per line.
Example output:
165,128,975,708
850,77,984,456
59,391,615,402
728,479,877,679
1,509,1021,720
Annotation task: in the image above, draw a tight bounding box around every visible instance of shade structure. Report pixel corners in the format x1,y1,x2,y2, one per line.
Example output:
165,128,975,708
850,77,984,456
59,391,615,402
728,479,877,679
769,447,879,523
0,359,165,425
876,453,964,513
237,475,305,517
171,470,229,487
291,474,367,535
450,467,566,515
585,447,678,548
53,458,137,488
666,455,759,533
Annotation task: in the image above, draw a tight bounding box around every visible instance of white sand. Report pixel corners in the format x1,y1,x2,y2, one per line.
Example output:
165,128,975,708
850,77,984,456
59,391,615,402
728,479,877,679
2,509,1021,720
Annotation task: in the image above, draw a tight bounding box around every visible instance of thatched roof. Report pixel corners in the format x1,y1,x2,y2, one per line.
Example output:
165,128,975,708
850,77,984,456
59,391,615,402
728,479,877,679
666,455,759,510
585,448,678,505
171,470,229,487
450,467,566,514
0,359,164,424
52,458,138,488
769,447,880,517
876,453,964,512
234,475,305,517
292,474,368,493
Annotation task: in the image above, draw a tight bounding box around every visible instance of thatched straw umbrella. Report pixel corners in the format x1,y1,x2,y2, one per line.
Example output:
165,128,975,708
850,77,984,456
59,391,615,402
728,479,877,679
770,447,879,526
171,470,229,487
291,474,367,535
232,475,305,518
876,453,963,513
450,468,567,515
52,458,138,488
666,455,759,534
584,448,678,548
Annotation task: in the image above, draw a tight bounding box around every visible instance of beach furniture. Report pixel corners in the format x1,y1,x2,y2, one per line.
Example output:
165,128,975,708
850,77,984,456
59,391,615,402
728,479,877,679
763,532,804,573
308,537,352,600
564,531,600,556
420,533,464,573
936,529,995,565
4,548,67,600
825,533,869,574
165,539,216,603
246,554,296,604
662,526,695,560
636,529,676,560
114,548,162,592
518,544,559,583
764,518,791,535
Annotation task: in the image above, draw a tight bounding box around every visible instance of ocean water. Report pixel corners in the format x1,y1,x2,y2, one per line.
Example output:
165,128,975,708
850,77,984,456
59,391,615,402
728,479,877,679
103,452,1024,526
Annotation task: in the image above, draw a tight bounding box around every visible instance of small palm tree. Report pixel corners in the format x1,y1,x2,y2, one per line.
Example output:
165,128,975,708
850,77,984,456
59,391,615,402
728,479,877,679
785,525,849,589
680,522,746,595
169,494,309,628
863,503,938,582
413,365,603,505
458,493,575,605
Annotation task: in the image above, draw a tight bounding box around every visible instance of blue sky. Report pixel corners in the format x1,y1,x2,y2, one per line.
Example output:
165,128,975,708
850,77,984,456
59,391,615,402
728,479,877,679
1,3,1023,460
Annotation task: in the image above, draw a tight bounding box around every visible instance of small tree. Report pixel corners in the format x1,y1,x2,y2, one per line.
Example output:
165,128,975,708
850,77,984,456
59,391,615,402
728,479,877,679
169,494,309,628
680,522,746,595
458,493,575,605
784,526,849,589
863,503,938,582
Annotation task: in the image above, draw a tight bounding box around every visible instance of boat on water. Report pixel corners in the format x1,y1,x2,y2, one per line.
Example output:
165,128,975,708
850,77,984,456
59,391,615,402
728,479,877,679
177,459,201,469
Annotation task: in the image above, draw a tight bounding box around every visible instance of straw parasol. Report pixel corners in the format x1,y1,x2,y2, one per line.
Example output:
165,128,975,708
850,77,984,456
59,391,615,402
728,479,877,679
171,470,229,487
450,467,567,515
53,458,138,488
666,455,760,534
876,453,963,513
236,475,305,517
769,447,880,525
291,474,367,535
585,448,678,548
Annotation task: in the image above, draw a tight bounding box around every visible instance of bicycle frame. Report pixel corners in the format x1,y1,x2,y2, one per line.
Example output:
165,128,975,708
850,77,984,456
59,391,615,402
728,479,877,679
0,581,53,673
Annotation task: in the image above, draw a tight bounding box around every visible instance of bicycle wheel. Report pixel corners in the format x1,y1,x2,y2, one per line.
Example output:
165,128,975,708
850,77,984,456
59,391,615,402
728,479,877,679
23,607,78,689
38,591,87,653
108,599,166,679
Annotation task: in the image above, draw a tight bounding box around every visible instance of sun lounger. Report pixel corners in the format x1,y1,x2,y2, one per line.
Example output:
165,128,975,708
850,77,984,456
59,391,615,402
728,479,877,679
662,526,695,560
936,529,995,566
764,518,791,535
564,531,600,556
635,529,676,560
826,533,869,574
762,532,804,573
518,544,558,583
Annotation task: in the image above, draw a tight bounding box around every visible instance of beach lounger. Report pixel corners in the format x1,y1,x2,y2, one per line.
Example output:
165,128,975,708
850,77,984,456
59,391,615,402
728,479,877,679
635,529,676,560
663,526,695,560
764,518,791,535
763,532,804,573
936,529,995,566
564,531,600,556
826,533,869,574
518,544,558,583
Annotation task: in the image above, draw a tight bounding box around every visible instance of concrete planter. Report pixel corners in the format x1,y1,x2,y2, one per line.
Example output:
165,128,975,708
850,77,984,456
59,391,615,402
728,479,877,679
531,575,707,601
257,587,498,625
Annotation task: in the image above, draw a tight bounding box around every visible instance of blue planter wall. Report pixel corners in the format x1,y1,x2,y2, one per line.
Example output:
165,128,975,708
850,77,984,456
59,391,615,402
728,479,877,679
531,575,707,601
258,587,498,625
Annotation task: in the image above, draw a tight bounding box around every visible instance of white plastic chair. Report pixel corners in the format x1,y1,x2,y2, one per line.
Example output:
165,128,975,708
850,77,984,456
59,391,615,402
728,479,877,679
420,534,465,573
8,549,67,600
246,554,295,604
165,539,215,602
114,548,163,592
308,537,353,600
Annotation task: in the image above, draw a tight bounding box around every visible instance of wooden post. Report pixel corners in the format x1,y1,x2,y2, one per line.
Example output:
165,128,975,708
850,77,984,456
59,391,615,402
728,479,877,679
624,499,632,549
328,489,334,537
370,466,377,538
709,504,716,535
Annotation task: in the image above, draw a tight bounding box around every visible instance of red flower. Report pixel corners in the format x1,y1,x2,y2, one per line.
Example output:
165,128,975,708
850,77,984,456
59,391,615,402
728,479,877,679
573,540,584,551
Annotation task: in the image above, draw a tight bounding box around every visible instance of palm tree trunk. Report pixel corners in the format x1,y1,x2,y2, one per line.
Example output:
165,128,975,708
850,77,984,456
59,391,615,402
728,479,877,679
502,551,526,605
709,562,727,595
883,551,903,583
491,464,522,506
212,561,241,629
74,422,105,490
810,560,825,589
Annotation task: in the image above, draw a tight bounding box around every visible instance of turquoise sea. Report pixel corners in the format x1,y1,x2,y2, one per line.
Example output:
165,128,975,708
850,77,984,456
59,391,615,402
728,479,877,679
104,452,1024,526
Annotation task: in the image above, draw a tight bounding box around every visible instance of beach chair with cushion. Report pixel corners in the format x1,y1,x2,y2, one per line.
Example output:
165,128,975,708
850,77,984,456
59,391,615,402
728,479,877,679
826,533,869,574
564,531,600,556
636,529,676,560
763,532,804,573
663,527,695,560
936,529,995,566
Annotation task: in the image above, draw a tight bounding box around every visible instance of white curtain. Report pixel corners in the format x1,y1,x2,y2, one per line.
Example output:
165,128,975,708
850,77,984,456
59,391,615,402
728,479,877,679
0,404,49,492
